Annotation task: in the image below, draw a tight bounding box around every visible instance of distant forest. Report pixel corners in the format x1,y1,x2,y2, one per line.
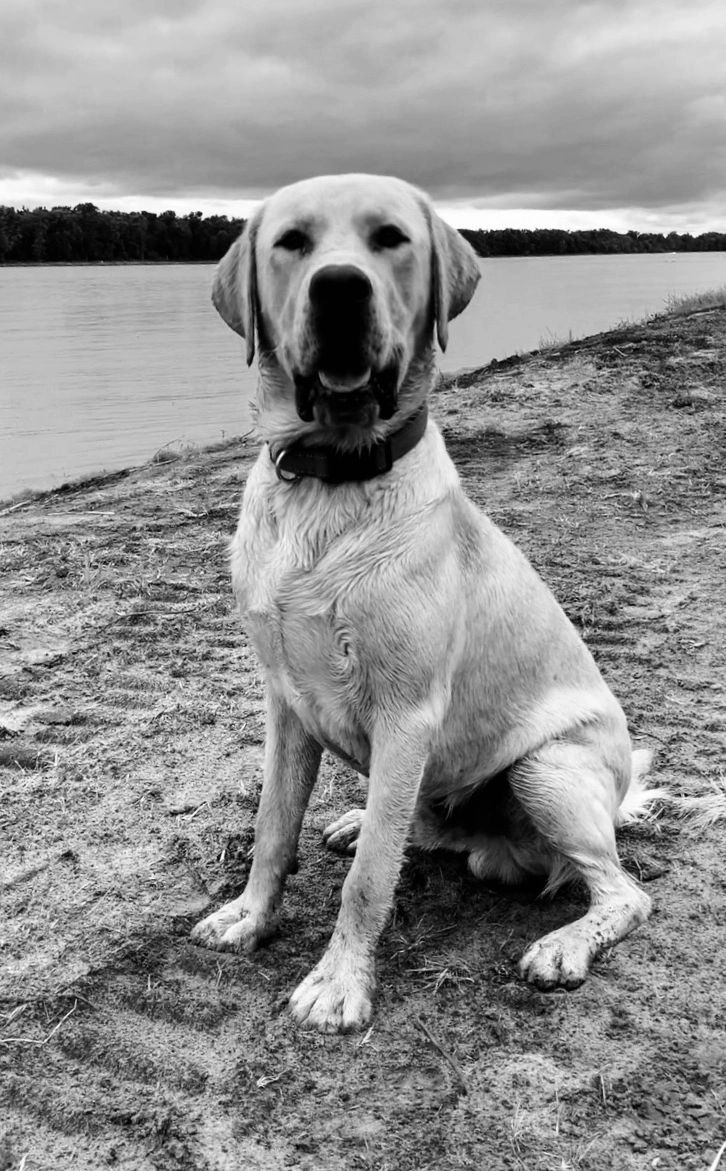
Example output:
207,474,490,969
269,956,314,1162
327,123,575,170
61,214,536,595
0,205,244,264
0,203,725,263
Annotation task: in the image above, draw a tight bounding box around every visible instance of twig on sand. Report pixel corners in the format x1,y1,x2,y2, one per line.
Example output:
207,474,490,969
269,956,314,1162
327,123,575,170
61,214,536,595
630,726,671,749
1,857,53,892
708,1139,726,1171
0,499,34,518
414,1015,468,1095
99,605,201,630
0,999,78,1047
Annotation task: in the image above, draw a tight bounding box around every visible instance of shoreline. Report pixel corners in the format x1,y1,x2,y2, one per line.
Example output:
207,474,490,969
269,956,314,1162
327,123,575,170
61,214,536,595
3,293,724,511
0,431,254,514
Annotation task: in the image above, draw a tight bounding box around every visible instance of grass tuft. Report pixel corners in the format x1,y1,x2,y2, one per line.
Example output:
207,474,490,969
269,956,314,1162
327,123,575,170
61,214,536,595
661,285,726,316
537,327,575,351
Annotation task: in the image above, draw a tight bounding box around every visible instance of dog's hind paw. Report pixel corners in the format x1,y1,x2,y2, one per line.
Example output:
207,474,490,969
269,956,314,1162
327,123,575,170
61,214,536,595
289,953,374,1033
190,901,274,953
322,807,365,854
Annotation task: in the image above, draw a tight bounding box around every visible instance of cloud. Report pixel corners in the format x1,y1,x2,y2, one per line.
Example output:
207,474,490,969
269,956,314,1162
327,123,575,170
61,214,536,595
0,0,724,227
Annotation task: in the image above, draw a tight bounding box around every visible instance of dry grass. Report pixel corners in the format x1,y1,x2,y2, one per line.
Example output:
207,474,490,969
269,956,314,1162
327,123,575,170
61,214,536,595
537,327,576,351
662,285,726,316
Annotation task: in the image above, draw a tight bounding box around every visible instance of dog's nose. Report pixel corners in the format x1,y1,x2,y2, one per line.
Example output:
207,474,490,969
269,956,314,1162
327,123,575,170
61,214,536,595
309,265,373,310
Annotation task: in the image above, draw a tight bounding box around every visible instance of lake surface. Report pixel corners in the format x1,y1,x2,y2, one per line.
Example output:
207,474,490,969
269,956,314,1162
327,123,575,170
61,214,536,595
1,252,725,499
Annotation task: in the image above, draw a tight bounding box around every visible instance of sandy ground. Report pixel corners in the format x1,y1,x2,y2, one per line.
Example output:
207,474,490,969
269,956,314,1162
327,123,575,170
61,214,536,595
1,306,725,1170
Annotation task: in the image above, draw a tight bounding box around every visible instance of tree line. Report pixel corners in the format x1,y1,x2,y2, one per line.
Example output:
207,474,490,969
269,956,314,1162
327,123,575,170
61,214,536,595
0,204,244,263
458,226,726,256
0,203,724,263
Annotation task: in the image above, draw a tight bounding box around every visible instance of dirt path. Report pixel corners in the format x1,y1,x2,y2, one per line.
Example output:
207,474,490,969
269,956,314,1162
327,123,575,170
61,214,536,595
1,308,724,1170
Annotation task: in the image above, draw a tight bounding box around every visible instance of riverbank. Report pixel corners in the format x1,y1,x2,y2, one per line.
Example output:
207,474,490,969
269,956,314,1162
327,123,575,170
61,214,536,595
1,307,725,1170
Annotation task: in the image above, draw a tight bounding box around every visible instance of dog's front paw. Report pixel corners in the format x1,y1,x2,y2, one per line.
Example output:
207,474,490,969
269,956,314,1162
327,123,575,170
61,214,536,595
289,952,374,1033
518,929,593,991
191,901,275,954
322,808,365,854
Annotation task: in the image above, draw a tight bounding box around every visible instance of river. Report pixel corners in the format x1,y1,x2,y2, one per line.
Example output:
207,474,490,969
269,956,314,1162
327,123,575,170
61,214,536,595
1,252,724,499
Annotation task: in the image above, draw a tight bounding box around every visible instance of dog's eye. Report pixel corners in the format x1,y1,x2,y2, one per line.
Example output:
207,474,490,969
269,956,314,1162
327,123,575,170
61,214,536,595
371,224,410,250
275,228,310,253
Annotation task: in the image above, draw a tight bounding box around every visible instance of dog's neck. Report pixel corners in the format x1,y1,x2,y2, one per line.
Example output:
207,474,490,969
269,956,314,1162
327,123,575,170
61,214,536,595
269,404,430,485
253,348,439,458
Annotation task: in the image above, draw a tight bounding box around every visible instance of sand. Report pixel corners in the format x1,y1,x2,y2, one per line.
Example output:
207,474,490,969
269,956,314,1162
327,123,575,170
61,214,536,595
1,305,725,1170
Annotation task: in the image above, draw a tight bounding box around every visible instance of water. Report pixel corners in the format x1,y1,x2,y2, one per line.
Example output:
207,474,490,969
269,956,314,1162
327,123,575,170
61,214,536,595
0,265,247,500
1,252,724,499
449,252,726,369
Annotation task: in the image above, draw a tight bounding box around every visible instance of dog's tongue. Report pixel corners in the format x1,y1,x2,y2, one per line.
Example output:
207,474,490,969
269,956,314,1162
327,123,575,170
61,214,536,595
318,370,371,392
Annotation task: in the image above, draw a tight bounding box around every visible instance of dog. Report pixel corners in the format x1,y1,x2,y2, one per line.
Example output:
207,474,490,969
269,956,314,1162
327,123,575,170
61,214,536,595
191,173,659,1032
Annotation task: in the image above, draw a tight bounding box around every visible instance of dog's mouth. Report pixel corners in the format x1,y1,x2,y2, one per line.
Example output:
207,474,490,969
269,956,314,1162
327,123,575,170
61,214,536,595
293,366,399,424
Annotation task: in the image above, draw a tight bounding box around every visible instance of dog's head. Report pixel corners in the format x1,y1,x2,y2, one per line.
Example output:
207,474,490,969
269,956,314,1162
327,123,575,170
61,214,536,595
213,174,480,437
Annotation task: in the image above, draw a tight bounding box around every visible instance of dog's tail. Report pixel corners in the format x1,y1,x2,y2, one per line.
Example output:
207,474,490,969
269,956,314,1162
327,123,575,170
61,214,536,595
615,748,667,827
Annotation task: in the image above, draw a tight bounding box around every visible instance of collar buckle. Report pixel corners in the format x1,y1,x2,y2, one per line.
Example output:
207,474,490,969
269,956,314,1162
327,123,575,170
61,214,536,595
370,439,393,475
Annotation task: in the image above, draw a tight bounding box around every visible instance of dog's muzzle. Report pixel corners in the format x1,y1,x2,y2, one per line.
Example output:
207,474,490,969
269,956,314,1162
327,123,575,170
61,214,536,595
293,263,398,423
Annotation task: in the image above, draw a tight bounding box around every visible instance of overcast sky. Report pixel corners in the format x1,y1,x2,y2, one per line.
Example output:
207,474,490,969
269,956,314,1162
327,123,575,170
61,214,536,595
1,0,725,233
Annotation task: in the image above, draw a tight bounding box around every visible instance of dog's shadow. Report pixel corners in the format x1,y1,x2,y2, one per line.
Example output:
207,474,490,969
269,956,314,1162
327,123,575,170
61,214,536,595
387,848,568,967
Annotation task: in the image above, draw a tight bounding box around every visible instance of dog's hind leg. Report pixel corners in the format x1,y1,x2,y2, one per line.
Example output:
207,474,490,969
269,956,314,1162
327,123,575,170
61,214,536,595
191,688,322,952
509,735,651,990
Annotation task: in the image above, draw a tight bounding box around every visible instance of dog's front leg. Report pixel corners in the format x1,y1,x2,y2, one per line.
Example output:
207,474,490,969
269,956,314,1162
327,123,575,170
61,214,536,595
289,713,431,1033
192,688,322,952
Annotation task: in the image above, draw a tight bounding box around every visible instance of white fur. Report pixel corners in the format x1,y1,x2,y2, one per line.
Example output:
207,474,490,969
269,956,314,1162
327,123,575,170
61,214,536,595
615,748,666,826
192,174,660,1032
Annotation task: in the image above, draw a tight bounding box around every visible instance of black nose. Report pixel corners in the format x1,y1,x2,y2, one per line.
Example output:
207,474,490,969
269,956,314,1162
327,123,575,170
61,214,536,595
309,265,373,310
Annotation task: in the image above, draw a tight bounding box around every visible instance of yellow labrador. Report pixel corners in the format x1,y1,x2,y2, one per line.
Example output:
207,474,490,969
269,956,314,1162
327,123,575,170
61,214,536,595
192,174,659,1032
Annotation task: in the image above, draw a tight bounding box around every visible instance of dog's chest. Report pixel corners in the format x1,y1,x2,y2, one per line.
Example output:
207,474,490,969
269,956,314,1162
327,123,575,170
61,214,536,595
230,489,371,768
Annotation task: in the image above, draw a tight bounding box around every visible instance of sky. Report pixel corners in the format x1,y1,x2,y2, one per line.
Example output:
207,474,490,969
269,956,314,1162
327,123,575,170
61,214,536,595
1,0,725,234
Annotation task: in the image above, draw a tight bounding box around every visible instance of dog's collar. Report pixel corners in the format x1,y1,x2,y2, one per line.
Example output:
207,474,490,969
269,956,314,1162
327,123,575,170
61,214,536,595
269,404,429,485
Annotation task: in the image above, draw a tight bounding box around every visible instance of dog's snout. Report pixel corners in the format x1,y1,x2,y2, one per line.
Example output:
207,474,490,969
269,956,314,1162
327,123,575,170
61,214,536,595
308,263,376,388
310,265,373,310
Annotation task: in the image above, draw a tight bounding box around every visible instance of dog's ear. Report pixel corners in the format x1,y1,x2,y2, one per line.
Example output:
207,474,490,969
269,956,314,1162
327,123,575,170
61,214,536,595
212,210,261,366
428,210,481,351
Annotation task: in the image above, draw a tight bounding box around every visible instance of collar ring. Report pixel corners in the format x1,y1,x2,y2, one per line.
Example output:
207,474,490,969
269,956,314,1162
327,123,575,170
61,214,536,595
274,449,301,483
